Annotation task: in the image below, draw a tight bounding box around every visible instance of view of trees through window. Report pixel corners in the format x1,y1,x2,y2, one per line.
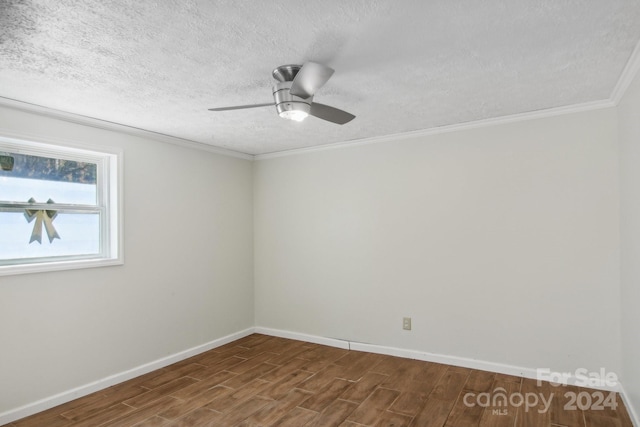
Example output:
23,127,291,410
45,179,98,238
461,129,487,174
0,153,97,184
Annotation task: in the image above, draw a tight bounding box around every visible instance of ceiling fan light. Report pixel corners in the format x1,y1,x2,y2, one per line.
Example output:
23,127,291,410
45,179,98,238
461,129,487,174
273,81,312,122
279,109,309,122
275,99,311,122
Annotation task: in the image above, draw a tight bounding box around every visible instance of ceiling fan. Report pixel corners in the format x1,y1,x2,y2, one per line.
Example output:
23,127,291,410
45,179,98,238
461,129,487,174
208,62,355,125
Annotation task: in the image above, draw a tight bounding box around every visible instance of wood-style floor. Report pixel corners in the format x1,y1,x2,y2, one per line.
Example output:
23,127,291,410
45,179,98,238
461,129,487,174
8,334,634,427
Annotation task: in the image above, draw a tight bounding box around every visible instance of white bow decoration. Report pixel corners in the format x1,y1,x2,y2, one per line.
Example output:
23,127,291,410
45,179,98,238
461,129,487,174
24,198,60,244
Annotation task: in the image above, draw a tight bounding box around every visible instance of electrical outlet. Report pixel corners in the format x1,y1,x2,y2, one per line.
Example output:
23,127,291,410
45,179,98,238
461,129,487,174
403,317,412,330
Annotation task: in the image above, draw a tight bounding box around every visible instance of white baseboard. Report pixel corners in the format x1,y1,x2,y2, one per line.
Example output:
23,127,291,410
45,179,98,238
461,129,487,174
348,340,538,380
256,327,621,393
619,384,640,427
0,328,254,426
254,327,350,349
255,327,539,382
3,326,635,426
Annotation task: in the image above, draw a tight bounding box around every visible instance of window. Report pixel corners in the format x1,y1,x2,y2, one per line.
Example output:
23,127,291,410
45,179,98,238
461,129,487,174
0,135,122,275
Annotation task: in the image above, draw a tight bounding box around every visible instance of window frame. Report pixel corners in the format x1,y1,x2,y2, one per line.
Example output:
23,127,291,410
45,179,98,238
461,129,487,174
0,134,123,276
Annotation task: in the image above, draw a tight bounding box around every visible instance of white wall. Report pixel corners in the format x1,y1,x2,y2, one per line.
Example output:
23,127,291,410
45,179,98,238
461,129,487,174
0,98,633,419
0,106,254,413
618,69,640,419
254,109,621,376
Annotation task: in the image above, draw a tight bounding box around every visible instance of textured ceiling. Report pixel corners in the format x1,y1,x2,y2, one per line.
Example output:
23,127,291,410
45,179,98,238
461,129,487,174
1,1,639,155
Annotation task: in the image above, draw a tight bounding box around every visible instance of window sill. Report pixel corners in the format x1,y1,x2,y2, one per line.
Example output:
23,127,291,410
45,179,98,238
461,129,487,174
0,257,123,277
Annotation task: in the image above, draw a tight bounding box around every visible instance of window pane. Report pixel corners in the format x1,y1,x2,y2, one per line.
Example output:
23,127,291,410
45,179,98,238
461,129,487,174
0,176,97,205
0,211,100,261
0,152,97,204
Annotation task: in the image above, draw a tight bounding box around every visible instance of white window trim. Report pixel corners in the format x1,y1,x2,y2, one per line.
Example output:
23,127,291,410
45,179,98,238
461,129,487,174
0,133,123,276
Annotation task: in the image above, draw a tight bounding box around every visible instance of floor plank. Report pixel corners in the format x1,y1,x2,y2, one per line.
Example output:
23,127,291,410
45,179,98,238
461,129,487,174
159,386,232,421
309,399,358,427
272,406,319,427
100,396,182,427
240,388,311,426
299,378,353,412
478,377,520,427
340,371,389,403
346,387,400,425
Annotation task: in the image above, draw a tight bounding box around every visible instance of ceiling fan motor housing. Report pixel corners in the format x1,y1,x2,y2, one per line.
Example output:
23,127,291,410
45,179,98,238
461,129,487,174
272,81,312,119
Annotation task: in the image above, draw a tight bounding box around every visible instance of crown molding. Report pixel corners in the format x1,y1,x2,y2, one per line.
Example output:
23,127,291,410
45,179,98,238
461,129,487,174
255,99,615,160
4,33,640,163
611,38,640,105
0,97,253,161
256,37,639,160
0,94,621,163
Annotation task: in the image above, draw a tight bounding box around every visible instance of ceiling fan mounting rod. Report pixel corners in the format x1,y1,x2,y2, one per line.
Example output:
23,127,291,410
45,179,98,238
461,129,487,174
272,64,302,82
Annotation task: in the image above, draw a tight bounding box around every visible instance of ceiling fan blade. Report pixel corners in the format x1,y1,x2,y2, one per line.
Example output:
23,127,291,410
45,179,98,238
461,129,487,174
208,103,273,111
289,62,335,98
309,102,355,125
